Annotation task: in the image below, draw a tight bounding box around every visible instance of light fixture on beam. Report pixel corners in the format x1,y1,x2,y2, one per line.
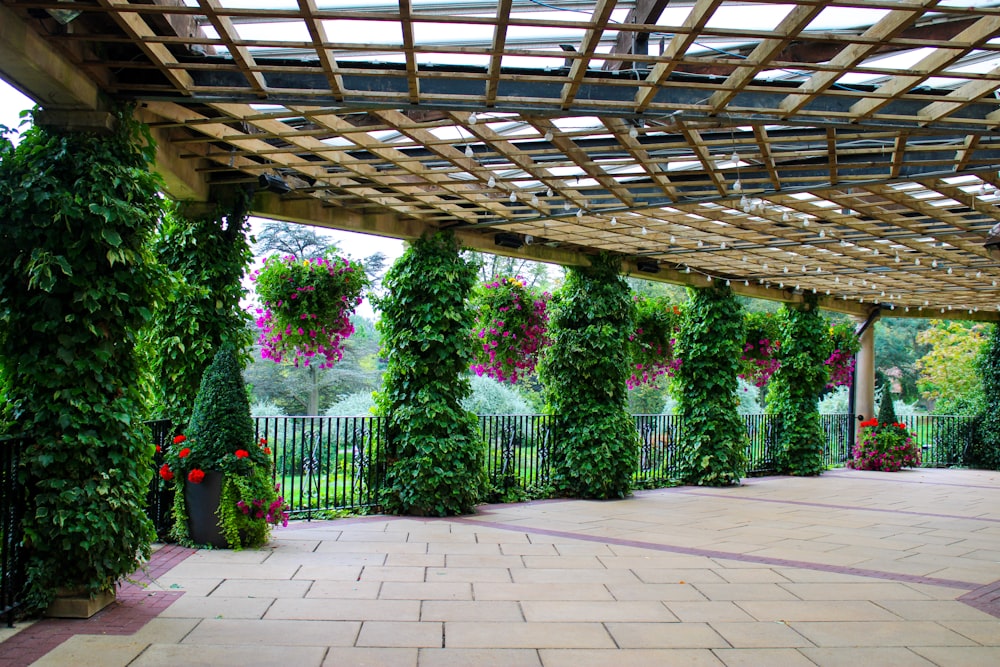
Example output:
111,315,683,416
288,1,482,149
257,173,291,195
636,259,659,274
494,233,523,249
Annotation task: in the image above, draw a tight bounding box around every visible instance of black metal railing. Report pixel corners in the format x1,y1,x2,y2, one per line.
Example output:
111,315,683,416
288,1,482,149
633,414,683,486
1,434,29,626
254,415,384,519
480,414,555,493
141,412,982,522
146,419,175,539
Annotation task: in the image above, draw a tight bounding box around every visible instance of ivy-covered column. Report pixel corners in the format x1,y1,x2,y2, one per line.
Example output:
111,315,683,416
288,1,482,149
673,285,747,486
538,254,638,499
144,195,254,428
0,110,161,610
767,294,833,476
374,232,486,515
974,324,1000,469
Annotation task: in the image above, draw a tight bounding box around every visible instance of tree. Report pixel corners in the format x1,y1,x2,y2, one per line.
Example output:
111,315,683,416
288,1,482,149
463,249,555,290
916,321,987,414
875,318,931,404
974,324,1000,469
254,220,336,258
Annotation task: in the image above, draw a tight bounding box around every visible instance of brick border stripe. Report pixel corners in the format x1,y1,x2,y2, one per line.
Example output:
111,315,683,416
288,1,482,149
0,544,196,667
673,488,1000,524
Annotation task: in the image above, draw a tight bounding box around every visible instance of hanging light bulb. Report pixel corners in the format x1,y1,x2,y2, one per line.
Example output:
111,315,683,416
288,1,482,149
812,287,817,294
947,267,953,274
685,266,691,273
510,191,517,203
740,194,750,211
468,112,478,124
544,130,553,142
762,263,769,271
732,179,742,193
802,265,807,273
576,208,583,218
628,126,639,139
697,240,704,247
782,211,790,222
706,275,713,283
641,226,648,235
487,175,496,188
465,145,474,158
825,289,830,295
835,276,840,283
895,254,900,263
726,279,731,286
905,306,909,312
932,259,938,268
783,266,789,274
731,151,739,163
720,242,727,249
531,193,539,206
745,280,750,286
742,255,747,262
670,235,676,244
915,258,921,266
610,216,617,226
546,187,554,198
819,230,825,238
816,266,822,273
564,201,571,212
977,271,982,278
872,249,879,256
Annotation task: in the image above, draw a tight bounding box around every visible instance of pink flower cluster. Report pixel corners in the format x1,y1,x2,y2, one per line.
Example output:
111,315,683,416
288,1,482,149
825,348,855,388
254,305,356,369
471,277,549,384
626,336,682,389
738,338,781,387
236,484,289,527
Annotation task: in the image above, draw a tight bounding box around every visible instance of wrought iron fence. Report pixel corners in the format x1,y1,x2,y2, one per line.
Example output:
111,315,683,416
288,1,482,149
633,414,683,485
254,416,384,519
480,414,555,494
146,419,175,539
821,413,854,468
140,412,982,522
1,434,29,626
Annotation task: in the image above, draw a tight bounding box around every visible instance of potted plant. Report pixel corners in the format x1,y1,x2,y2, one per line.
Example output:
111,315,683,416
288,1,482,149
161,346,287,548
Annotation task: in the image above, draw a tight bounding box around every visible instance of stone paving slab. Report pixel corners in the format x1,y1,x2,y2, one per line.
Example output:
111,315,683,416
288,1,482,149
4,468,1000,666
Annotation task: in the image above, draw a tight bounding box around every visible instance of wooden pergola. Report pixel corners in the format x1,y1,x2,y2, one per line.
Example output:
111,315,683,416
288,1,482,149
2,0,1000,320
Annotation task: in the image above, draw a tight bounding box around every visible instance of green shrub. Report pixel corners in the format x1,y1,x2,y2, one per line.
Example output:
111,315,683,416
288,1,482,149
374,232,486,515
538,254,638,499
463,375,534,415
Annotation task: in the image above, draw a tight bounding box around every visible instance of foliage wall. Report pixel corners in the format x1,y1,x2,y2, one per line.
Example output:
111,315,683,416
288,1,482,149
144,197,253,427
974,324,1000,469
0,111,160,609
766,295,832,476
538,254,638,499
672,285,747,485
374,232,486,515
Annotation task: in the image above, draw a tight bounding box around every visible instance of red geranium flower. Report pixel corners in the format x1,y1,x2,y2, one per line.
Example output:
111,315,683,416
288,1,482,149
235,449,249,459
263,447,271,456
178,447,191,458
155,444,161,453
173,435,187,444
187,469,206,484
159,464,173,481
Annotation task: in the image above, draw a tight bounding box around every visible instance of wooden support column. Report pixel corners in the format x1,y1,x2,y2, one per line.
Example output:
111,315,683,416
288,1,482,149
854,313,879,441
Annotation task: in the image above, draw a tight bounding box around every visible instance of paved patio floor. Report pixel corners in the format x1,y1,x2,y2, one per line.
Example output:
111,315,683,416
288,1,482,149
2,468,999,666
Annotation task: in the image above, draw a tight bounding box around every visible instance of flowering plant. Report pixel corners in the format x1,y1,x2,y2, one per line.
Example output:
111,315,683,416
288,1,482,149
165,346,288,548
826,322,861,388
627,295,683,389
470,275,550,383
849,418,921,471
252,252,367,368
739,311,781,387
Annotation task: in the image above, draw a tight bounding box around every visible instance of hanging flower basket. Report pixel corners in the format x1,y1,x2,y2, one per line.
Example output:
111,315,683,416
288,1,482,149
739,311,781,387
627,295,683,390
826,321,861,388
251,253,367,368
470,276,550,383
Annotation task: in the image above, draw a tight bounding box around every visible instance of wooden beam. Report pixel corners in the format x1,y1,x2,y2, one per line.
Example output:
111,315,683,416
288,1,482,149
0,3,100,110
603,0,670,72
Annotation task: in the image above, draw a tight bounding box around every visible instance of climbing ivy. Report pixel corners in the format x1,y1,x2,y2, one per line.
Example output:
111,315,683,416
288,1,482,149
374,232,486,515
672,285,747,486
0,109,161,610
974,324,1000,469
143,196,254,428
766,294,833,476
538,254,638,499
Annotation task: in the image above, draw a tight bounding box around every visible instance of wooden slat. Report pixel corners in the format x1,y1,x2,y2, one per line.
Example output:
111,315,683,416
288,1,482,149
298,0,346,101
560,0,619,109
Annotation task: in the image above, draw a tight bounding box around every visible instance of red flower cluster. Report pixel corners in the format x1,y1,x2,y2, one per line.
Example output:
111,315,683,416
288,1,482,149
187,468,206,484
235,449,249,459
159,464,173,481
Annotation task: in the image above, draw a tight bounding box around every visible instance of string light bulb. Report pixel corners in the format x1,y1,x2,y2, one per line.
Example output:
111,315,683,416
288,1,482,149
468,112,478,124
510,191,517,203
610,216,617,226
544,130,553,142
465,145,474,158
628,126,639,139
487,175,496,188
